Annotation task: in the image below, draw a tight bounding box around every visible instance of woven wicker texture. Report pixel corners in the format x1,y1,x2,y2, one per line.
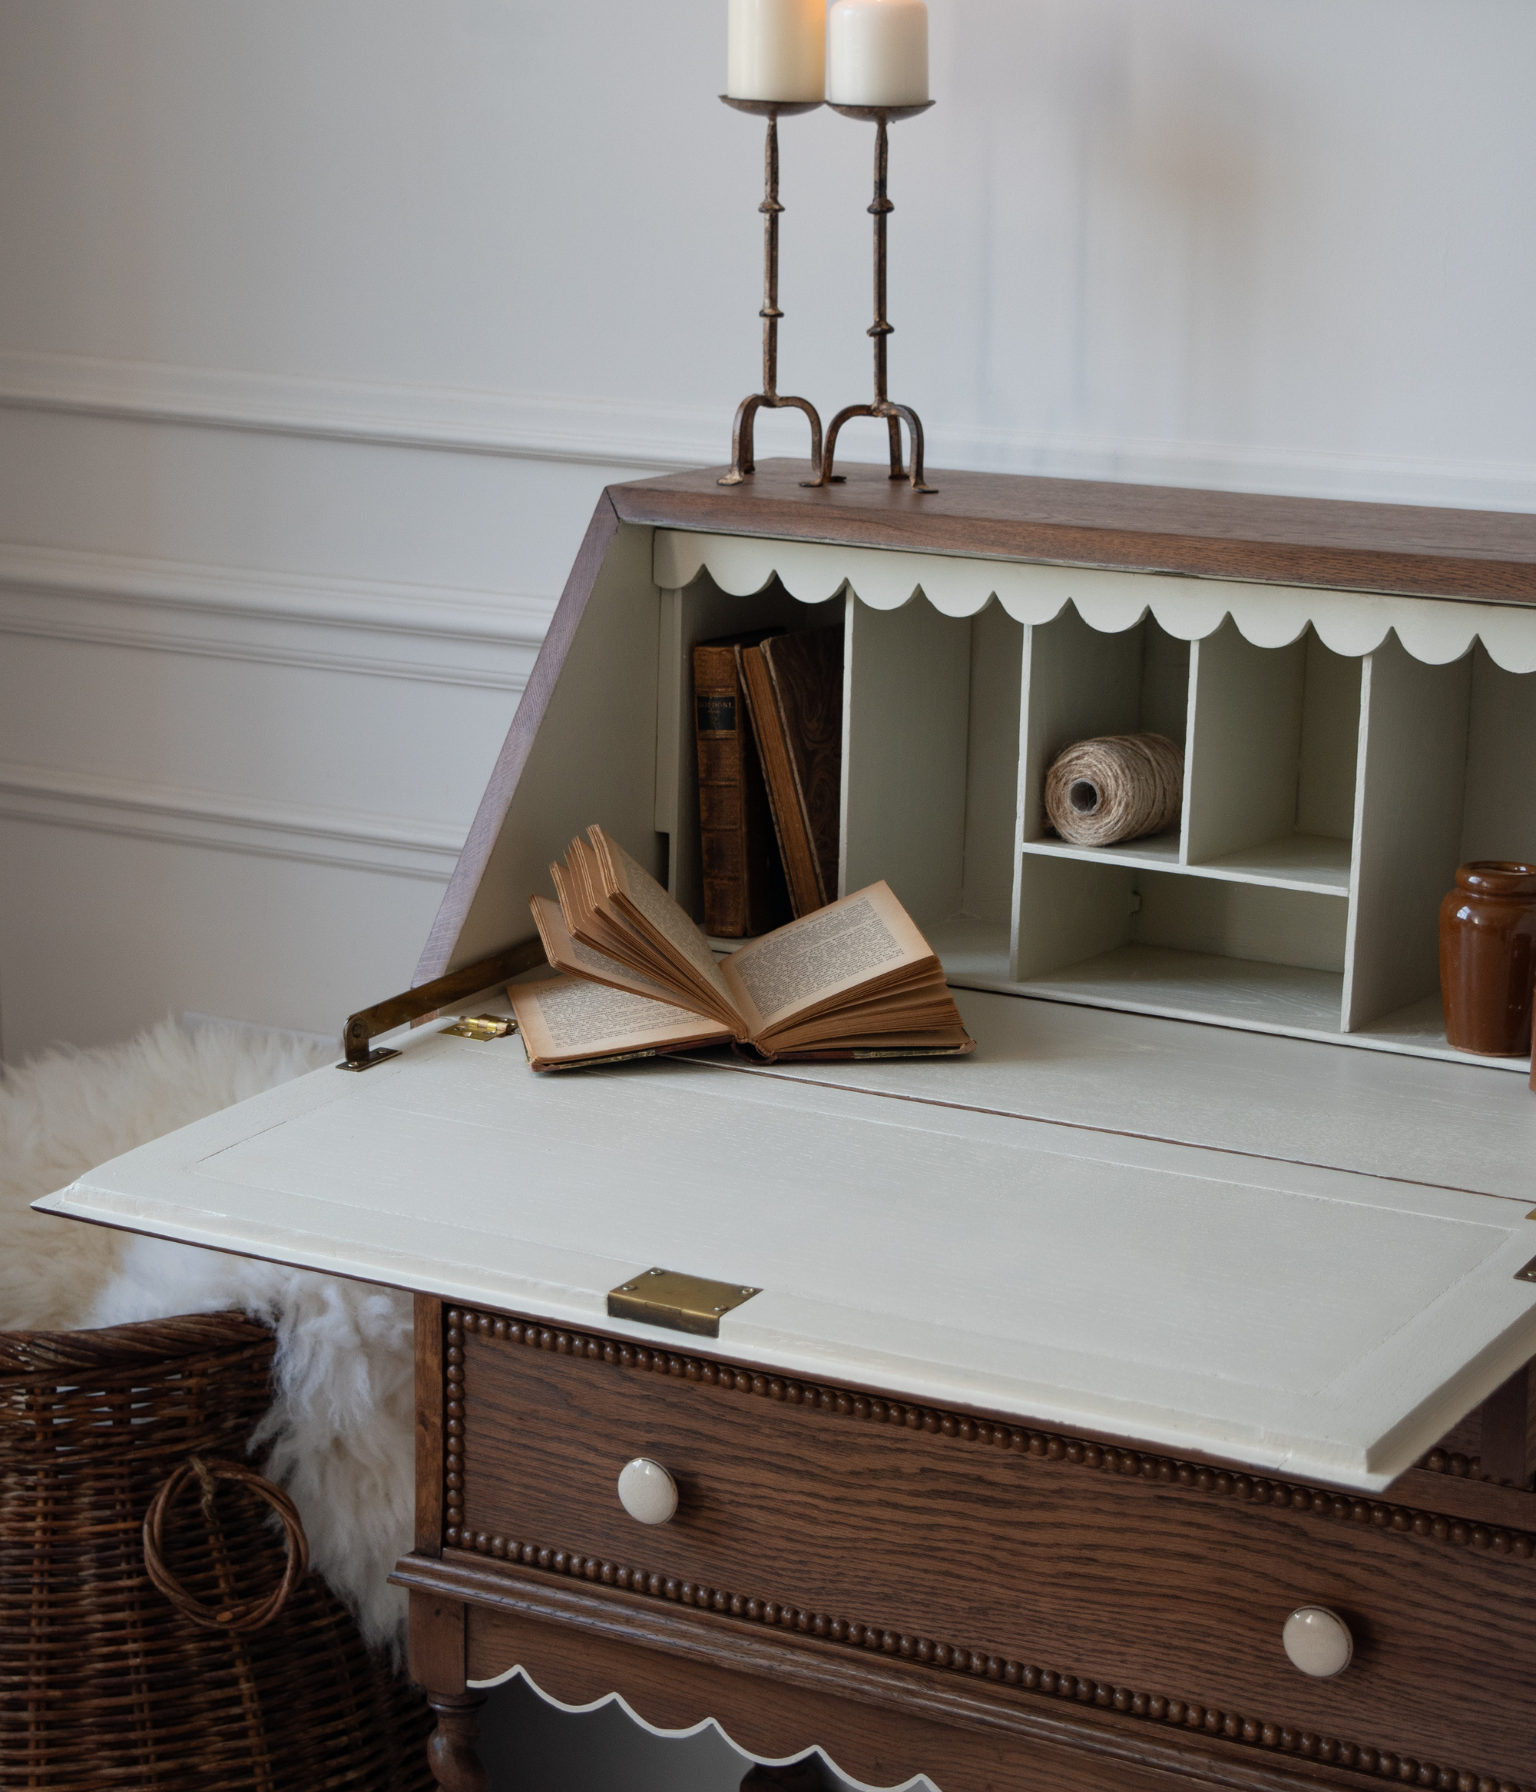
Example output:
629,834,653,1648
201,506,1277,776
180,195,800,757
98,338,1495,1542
0,1311,433,1790
1043,731,1185,848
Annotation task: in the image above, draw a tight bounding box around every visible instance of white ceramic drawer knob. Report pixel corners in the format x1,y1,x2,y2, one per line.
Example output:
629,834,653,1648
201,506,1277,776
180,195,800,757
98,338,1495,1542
616,1457,678,1526
1282,1606,1353,1678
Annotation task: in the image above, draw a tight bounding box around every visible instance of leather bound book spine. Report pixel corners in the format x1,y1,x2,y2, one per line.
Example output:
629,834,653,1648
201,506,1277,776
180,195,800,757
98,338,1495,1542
760,626,844,910
692,642,789,937
737,642,827,917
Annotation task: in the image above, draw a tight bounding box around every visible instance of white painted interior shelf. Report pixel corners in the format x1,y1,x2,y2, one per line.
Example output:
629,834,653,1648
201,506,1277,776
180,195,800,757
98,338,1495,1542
655,531,1536,1071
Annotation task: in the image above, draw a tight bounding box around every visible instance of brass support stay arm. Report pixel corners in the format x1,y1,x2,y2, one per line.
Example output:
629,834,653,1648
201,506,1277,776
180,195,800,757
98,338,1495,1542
338,937,546,1070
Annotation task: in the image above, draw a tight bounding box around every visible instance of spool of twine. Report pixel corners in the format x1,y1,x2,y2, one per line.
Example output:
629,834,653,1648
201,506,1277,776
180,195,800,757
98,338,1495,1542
1044,732,1184,848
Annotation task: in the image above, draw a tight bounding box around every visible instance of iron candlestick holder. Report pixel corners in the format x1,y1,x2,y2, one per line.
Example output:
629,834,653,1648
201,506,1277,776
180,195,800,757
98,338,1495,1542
718,96,825,486
806,100,936,494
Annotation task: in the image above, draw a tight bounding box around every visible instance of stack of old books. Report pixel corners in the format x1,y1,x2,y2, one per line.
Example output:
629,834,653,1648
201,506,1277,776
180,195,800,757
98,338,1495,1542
691,624,843,939
506,624,976,1072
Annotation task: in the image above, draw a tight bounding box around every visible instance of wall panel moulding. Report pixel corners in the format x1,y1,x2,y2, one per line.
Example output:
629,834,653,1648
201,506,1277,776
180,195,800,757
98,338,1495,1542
5,349,1536,510
0,544,554,693
0,349,708,472
0,761,464,883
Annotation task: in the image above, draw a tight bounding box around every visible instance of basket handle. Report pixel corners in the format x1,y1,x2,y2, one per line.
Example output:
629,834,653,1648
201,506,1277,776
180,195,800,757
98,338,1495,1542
143,1455,310,1633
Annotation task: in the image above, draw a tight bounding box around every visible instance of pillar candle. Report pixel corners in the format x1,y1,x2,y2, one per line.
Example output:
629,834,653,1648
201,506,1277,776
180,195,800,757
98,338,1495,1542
827,0,929,106
726,0,826,103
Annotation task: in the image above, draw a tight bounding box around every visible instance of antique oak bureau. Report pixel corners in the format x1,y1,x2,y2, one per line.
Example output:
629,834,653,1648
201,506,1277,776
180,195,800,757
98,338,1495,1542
40,465,1536,1792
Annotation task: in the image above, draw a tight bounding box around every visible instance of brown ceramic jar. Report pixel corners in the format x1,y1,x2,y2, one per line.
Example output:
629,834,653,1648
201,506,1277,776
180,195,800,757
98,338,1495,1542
1439,861,1536,1056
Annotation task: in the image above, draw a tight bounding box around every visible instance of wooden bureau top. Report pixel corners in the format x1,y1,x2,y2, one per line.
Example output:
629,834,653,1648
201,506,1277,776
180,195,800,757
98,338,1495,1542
612,461,1536,604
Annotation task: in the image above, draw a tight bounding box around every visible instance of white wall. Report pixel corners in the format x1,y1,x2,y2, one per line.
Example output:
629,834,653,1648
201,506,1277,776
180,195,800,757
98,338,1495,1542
5,0,1535,505
0,0,1530,1780
4,1,1535,1058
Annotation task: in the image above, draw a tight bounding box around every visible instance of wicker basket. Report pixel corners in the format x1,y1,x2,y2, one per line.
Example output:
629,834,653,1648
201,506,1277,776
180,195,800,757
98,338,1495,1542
0,1312,434,1790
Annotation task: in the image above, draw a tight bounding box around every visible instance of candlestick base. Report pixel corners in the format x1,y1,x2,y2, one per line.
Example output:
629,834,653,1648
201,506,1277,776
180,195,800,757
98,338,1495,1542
802,104,936,493
806,399,933,494
718,96,825,487
720,392,825,486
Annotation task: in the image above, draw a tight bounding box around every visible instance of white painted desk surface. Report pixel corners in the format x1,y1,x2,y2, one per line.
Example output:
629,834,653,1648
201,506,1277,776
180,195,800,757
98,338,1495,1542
37,992,1536,1493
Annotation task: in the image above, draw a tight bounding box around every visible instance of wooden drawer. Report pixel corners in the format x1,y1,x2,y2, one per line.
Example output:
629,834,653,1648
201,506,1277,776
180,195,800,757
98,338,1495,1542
444,1307,1536,1789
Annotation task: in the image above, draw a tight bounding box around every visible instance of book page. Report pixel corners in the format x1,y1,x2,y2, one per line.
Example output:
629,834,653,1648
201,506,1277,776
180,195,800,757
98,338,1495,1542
553,841,686,994
530,895,678,1001
589,827,738,1016
568,834,604,916
508,974,732,1069
722,881,936,1035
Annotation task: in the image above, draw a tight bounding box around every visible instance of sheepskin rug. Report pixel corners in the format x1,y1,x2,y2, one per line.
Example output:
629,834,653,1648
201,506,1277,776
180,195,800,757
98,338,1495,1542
0,1017,415,1655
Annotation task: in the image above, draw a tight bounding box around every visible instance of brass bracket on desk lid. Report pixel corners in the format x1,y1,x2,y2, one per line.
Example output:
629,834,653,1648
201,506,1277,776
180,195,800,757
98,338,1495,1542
1515,1254,1536,1282
337,936,545,1070
608,1268,761,1338
440,1015,517,1040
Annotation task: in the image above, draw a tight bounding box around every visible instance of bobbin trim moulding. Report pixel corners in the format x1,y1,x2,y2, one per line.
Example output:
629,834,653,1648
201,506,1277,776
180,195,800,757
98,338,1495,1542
444,1310,1536,1561
432,1306,1536,1791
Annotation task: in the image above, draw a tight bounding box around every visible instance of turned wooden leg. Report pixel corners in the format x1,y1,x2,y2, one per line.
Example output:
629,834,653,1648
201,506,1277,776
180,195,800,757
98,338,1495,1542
426,1690,489,1792
741,1760,826,1792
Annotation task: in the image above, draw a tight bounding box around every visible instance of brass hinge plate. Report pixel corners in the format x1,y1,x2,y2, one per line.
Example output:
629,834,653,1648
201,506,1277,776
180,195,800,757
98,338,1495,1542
1515,1254,1536,1283
440,1014,518,1040
608,1267,761,1338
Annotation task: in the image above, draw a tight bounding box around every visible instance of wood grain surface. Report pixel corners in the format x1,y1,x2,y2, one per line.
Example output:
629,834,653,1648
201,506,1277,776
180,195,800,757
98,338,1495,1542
415,1292,445,1556
395,1554,1409,1792
409,1584,467,1695
612,461,1536,604
1392,1465,1536,1533
443,1313,1536,1788
1477,1362,1536,1490
756,625,844,907
423,1692,489,1792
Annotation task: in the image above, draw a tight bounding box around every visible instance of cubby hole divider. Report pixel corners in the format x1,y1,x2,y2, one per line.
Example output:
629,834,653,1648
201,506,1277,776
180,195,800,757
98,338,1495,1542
659,569,1531,1072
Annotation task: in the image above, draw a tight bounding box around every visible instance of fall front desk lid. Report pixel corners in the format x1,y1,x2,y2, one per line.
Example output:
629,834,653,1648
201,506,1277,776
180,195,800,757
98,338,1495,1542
37,987,1536,1494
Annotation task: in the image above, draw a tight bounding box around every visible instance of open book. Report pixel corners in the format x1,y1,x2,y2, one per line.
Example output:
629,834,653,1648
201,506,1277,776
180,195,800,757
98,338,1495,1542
507,825,976,1072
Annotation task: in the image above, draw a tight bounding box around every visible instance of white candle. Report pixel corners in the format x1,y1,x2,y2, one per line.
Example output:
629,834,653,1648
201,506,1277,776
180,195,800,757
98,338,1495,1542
827,0,928,107
726,0,826,103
